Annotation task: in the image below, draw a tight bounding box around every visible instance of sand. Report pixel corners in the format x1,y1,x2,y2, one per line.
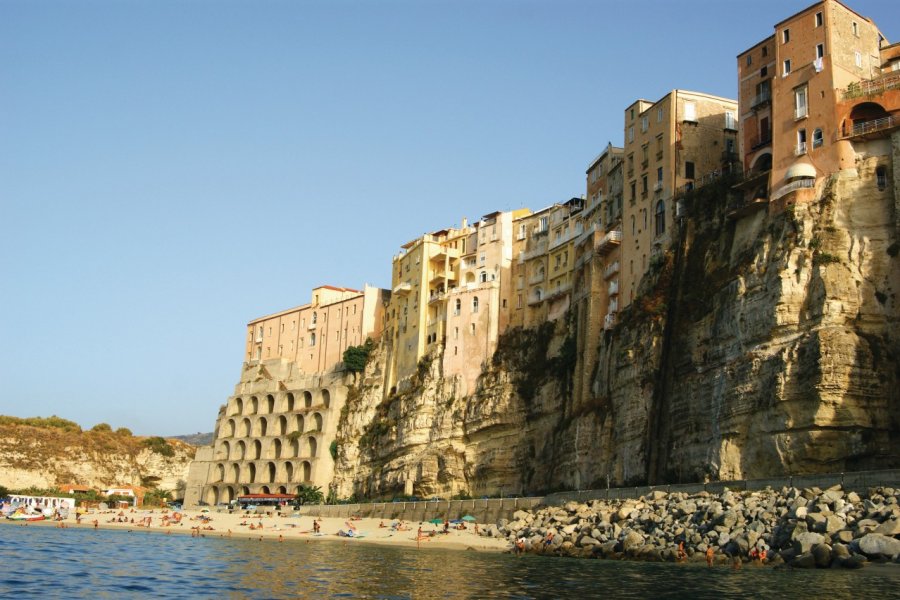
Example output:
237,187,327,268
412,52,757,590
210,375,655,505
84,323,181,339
4,508,511,553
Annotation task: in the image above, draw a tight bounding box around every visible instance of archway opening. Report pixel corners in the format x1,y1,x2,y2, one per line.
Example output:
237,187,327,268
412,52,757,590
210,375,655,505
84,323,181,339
278,415,287,436
248,463,257,483
285,462,294,482
236,440,246,460
265,395,275,413
321,389,331,409
215,463,225,483
206,487,219,506
304,391,313,408
313,413,323,432
308,436,318,457
266,462,276,483
302,461,312,482
286,392,295,412
252,439,262,460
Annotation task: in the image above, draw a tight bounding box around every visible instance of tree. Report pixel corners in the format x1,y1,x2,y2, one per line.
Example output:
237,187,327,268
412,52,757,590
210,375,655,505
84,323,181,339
0,485,8,499
294,484,324,505
91,423,112,432
115,427,133,436
343,338,375,373
143,436,175,457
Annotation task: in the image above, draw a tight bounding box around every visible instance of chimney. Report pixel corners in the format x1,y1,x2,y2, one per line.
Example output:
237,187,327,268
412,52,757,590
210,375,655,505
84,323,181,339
461,217,468,228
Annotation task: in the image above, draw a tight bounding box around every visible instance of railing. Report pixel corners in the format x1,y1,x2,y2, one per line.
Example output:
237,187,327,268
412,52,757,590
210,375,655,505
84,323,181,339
608,280,619,296
750,132,772,149
604,261,620,279
721,151,739,163
428,292,446,303
595,229,622,254
794,107,808,120
608,298,619,313
845,115,896,138
771,177,815,201
528,272,545,284
750,89,771,108
653,180,663,192
392,282,412,295
843,71,900,100
545,282,572,300
674,163,743,198
527,293,544,306
603,313,616,330
794,142,807,156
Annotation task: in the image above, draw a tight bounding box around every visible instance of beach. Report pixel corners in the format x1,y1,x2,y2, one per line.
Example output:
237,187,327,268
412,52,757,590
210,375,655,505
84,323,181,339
2,507,510,553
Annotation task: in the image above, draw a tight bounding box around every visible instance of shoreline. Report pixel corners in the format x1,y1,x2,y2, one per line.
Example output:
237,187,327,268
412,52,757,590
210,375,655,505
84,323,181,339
0,509,508,554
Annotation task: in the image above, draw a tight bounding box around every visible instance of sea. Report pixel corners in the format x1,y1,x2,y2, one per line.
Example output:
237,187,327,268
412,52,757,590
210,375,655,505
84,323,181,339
1,524,898,599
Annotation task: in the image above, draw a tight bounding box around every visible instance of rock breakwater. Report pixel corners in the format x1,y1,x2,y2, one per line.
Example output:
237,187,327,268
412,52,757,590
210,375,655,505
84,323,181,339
482,485,900,568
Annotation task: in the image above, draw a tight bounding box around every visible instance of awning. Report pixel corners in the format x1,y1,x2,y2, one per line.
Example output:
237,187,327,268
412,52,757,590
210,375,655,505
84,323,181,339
785,162,817,179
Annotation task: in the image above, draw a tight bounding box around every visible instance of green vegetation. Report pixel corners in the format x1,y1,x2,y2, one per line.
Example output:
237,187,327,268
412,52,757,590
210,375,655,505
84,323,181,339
115,427,133,436
813,252,842,266
329,440,338,460
91,422,112,432
287,430,303,441
142,436,175,457
0,485,8,498
0,415,82,432
343,338,375,373
294,484,324,505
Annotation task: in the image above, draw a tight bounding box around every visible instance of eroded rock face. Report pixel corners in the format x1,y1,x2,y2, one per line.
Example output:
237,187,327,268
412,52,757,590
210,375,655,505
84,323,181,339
332,159,899,500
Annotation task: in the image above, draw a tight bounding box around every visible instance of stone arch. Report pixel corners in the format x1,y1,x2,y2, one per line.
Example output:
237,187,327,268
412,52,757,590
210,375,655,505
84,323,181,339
232,397,243,416
265,394,275,414
301,461,312,482
277,415,288,436
750,151,772,173
303,391,313,408
285,392,295,412
235,440,247,460
240,486,250,496
225,419,236,437
285,462,294,482
229,463,240,483
248,396,259,415
312,412,323,432
214,463,225,483
266,462,276,483
222,486,235,503
247,463,257,484
206,487,219,506
292,437,301,458
240,418,251,437
216,440,230,460
295,414,305,434
308,436,318,457
253,417,268,437
252,439,262,460
321,389,331,409
271,438,283,460
261,485,270,494
277,486,287,494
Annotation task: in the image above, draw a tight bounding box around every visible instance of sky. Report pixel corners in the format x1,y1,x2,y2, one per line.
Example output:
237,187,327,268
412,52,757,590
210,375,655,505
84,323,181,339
2,0,897,436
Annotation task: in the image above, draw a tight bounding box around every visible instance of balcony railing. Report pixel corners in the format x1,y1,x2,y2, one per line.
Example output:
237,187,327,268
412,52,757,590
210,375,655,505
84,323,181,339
653,180,663,192
750,132,772,150
608,298,619,313
750,89,772,109
595,229,622,255
604,261,620,279
794,107,808,120
794,142,807,156
842,71,900,100
603,313,616,330
392,282,412,295
529,272,545,284
771,177,815,201
844,115,896,139
608,280,619,296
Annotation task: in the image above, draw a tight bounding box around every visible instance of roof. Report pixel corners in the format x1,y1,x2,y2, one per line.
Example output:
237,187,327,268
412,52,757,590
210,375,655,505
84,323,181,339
237,494,295,500
312,285,363,294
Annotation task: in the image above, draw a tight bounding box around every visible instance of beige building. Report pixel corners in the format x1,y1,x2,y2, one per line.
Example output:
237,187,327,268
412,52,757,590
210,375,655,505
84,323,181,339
737,0,897,212
573,143,624,403
186,284,388,507
620,90,738,307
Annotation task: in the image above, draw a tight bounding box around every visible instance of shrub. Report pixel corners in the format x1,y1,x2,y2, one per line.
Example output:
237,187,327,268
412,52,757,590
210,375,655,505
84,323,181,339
343,338,375,373
143,436,175,457
813,252,841,266
91,423,112,432
294,484,324,505
115,427,133,436
329,440,338,460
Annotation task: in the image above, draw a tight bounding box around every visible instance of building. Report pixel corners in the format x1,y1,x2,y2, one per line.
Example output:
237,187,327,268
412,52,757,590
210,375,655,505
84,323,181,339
186,283,389,508
573,143,624,404
737,0,898,211
620,90,738,306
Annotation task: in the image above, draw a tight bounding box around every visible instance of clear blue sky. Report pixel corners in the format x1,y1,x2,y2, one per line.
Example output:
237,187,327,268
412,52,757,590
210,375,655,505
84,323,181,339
2,0,897,436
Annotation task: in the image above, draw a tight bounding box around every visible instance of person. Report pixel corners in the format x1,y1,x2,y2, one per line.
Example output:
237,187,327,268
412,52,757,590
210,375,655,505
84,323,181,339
759,548,767,564
515,537,526,556
474,523,480,535
313,519,320,534
706,546,715,567
677,541,686,562
443,518,449,533
543,532,553,550
378,521,386,528
732,554,742,570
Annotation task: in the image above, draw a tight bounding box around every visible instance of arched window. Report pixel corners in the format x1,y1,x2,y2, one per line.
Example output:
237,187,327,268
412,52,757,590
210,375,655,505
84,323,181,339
479,271,487,283
472,297,479,313
813,128,824,148
655,200,666,236
536,287,543,301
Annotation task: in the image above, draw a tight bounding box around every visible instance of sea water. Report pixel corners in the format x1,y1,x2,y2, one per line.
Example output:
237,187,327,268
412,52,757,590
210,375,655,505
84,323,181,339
1,524,898,598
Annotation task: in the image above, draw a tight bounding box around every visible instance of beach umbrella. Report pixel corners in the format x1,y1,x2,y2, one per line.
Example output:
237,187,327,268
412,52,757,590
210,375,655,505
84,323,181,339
428,518,443,524
461,515,476,522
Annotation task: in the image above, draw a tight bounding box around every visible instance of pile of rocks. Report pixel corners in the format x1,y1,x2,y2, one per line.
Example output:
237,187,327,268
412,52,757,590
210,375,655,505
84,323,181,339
480,485,900,568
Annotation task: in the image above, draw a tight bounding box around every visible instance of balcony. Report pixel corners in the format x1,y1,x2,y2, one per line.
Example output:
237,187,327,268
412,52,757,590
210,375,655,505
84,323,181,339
750,89,771,109
656,150,663,161
750,131,772,150
794,142,807,156
641,159,649,170
529,272,545,284
428,291,447,304
595,229,622,255
608,297,619,313
393,282,412,296
429,269,457,285
545,282,572,301
842,71,900,100
608,280,619,296
842,115,898,140
722,151,739,163
794,107,808,120
430,246,460,262
604,261,620,279
527,292,545,306
653,180,663,192
603,313,616,330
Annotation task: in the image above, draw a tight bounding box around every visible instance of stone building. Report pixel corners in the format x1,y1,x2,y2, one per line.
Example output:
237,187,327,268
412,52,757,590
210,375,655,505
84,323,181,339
184,284,388,507
620,90,738,307
737,0,898,212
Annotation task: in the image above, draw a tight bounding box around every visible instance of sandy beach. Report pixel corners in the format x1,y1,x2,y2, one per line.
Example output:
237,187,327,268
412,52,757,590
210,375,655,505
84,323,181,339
3,508,510,553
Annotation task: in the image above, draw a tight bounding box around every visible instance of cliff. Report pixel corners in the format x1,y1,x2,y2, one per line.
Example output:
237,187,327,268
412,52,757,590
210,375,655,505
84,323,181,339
0,417,195,492
331,157,900,500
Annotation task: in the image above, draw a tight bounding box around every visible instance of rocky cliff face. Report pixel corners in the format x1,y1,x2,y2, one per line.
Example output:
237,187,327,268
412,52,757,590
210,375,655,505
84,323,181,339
0,423,195,492
332,158,900,500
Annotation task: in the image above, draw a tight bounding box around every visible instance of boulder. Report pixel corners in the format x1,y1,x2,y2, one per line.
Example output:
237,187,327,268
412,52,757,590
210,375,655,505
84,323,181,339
812,543,833,568
792,552,817,569
793,531,825,554
842,554,867,569
824,515,845,535
834,530,854,544
579,536,601,546
874,518,900,536
858,533,900,558
622,531,644,552
647,490,667,501
794,506,808,519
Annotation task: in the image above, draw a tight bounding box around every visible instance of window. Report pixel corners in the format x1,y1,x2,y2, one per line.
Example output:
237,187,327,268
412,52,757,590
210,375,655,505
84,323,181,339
472,297,479,313
454,299,461,316
502,299,507,308
746,55,752,67
816,43,824,59
782,29,790,44
641,115,648,132
642,208,648,230
794,86,808,119
815,12,822,27
852,21,858,37
654,200,666,236
627,126,634,142
539,216,548,232
310,333,316,346
312,312,317,324
762,46,768,57
641,175,648,194
642,144,648,162
470,324,476,334
797,129,807,154
783,59,791,76
725,110,737,130
630,182,636,202
255,346,262,360
876,166,887,191
813,128,823,148
855,51,862,68
630,215,636,235
479,271,487,283
516,294,522,308
518,224,526,240
657,166,663,184
630,108,635,120
760,66,767,77
683,101,696,122
657,107,663,122
685,161,695,179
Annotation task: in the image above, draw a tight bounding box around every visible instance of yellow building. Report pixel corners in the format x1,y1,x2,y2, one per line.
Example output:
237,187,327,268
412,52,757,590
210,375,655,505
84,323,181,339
620,90,738,307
